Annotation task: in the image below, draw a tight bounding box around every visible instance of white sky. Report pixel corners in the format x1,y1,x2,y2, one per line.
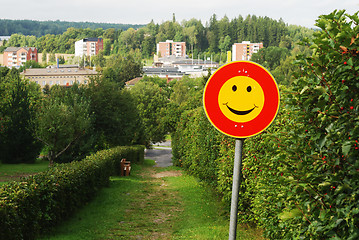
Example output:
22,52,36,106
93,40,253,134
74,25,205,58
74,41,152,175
1,0,358,28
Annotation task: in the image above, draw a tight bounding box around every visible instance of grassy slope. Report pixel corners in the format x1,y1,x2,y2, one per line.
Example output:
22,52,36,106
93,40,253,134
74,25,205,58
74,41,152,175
39,160,264,239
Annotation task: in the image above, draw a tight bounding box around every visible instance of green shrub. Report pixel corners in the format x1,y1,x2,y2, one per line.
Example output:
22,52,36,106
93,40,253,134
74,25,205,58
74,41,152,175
172,10,359,240
0,145,144,240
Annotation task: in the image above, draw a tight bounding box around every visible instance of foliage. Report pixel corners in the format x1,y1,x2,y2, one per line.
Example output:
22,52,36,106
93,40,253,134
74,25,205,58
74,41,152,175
275,10,359,239
86,77,144,149
34,84,92,164
0,19,143,37
172,108,221,185
102,53,143,87
129,81,169,146
0,68,42,164
0,145,145,240
2,14,295,57
171,10,359,240
251,46,290,70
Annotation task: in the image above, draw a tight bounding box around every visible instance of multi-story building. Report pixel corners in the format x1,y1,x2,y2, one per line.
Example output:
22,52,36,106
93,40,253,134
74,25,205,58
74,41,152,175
21,67,98,88
157,40,186,58
232,41,263,61
3,47,38,67
75,38,103,57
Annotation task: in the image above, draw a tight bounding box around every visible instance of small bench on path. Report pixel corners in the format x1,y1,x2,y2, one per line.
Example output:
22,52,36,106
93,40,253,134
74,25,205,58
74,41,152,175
120,158,131,176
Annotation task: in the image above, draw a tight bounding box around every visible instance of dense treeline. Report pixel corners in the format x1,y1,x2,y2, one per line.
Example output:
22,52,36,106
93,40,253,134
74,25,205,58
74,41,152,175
1,14,313,59
0,19,144,37
1,14,313,86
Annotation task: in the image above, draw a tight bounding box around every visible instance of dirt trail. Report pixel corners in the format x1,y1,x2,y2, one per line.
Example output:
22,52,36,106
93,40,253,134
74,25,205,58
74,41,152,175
109,167,183,239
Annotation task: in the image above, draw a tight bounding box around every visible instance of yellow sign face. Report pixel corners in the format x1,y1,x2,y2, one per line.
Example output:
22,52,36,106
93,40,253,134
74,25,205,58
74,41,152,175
218,76,265,122
203,61,280,139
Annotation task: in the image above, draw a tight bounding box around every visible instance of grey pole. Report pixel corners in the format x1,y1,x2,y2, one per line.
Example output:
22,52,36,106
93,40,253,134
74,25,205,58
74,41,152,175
228,138,245,240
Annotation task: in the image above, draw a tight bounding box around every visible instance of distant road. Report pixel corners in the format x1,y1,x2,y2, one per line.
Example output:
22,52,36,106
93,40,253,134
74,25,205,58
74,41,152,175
145,141,173,167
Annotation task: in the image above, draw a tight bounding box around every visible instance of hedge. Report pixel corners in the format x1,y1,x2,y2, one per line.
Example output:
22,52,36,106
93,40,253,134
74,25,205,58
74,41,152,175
172,10,359,240
0,145,145,240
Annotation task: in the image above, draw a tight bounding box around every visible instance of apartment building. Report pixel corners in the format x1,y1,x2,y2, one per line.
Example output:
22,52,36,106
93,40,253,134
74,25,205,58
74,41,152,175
21,67,98,88
3,47,38,67
75,38,103,57
157,40,186,58
232,41,263,61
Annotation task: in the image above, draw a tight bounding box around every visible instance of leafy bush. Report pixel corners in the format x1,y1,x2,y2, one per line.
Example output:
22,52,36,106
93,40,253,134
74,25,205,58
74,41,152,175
172,9,359,240
0,145,144,240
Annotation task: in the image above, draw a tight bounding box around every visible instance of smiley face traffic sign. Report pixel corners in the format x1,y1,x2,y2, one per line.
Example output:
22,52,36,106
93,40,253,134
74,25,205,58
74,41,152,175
203,61,280,139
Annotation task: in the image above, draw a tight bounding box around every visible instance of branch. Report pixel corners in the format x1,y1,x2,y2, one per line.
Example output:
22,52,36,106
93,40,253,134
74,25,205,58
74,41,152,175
54,132,83,159
36,136,51,147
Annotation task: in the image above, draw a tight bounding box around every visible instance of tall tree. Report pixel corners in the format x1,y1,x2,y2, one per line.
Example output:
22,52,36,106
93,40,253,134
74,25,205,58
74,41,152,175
0,69,42,163
35,85,92,164
86,77,144,148
102,53,143,87
130,81,169,147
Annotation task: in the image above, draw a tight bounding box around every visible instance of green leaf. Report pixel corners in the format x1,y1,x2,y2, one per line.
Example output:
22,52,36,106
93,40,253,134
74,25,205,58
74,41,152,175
347,57,353,66
319,137,327,150
342,141,352,155
300,86,309,94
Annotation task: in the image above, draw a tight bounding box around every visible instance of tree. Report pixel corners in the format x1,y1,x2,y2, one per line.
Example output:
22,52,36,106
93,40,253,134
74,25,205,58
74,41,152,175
86,77,143,149
0,68,42,163
130,81,169,146
183,25,198,55
251,46,290,70
49,51,56,62
218,35,232,63
92,50,106,68
35,85,92,165
42,50,47,63
102,54,143,87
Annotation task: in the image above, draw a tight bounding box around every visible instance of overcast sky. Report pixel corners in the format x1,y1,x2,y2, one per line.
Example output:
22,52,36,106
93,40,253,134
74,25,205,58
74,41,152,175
1,0,358,28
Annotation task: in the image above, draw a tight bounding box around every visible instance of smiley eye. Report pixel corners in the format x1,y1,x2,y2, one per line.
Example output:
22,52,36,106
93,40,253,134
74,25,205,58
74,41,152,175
247,86,252,92
232,85,237,92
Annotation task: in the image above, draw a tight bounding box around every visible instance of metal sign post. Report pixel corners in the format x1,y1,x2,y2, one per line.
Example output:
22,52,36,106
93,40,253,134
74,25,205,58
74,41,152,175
203,61,280,240
228,138,244,240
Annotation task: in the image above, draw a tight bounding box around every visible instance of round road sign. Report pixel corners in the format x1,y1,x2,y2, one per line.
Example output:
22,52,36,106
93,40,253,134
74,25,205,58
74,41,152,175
203,61,280,139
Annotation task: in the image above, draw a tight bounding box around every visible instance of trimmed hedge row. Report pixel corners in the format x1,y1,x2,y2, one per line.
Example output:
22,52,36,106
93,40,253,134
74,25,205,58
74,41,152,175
0,145,144,240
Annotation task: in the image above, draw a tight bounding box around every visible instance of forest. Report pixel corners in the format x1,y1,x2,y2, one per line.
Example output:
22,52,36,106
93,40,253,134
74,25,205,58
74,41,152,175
0,19,144,36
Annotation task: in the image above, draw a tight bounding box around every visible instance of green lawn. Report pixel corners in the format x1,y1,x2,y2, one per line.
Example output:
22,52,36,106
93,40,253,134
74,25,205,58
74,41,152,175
39,159,264,239
0,159,49,184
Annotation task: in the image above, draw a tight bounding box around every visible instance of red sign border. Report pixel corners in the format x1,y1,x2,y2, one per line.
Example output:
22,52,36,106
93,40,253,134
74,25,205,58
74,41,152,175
203,61,280,139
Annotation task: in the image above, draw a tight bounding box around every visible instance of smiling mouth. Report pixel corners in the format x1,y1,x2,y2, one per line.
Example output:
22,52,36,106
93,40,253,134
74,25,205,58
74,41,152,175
224,103,258,115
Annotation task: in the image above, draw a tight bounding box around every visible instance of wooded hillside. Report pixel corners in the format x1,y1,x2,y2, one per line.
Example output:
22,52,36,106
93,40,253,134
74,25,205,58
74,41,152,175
0,19,145,37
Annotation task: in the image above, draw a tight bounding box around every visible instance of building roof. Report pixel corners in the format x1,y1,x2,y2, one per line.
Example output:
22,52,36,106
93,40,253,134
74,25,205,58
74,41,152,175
143,67,181,73
4,47,36,52
125,77,142,86
83,38,102,42
172,59,219,66
21,68,98,76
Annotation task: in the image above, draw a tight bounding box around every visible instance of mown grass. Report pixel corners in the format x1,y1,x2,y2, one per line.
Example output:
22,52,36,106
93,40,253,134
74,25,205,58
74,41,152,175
0,159,49,184
38,159,263,239
169,174,263,239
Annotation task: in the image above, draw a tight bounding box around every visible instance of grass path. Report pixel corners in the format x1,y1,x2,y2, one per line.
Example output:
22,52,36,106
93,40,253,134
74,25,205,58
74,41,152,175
40,160,263,239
